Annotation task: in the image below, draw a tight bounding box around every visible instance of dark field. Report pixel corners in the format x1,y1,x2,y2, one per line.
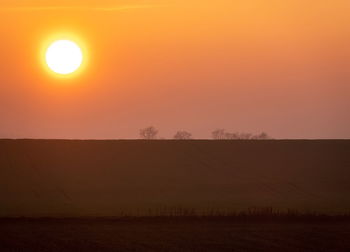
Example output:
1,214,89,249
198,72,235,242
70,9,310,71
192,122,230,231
1,140,349,251
1,218,350,251
0,139,349,216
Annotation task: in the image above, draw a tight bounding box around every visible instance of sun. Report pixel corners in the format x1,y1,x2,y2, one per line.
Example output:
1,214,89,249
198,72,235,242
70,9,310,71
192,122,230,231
45,40,83,75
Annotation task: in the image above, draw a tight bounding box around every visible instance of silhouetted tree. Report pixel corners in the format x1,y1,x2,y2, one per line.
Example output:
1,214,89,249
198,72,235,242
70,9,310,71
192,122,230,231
252,132,271,140
239,132,252,140
174,130,192,140
139,126,158,139
224,132,239,140
212,129,272,140
212,129,226,140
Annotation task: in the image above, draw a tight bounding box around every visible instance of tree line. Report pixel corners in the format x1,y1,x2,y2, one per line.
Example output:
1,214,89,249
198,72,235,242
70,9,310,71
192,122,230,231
139,126,272,140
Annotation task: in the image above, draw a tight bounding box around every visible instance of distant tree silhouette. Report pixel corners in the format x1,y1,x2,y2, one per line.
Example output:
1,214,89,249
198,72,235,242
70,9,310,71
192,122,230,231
239,132,252,140
252,132,271,140
224,132,239,140
174,130,192,140
212,129,272,140
212,129,226,140
139,126,158,139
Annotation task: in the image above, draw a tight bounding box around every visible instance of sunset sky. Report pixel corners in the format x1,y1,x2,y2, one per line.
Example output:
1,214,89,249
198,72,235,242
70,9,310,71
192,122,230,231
0,0,349,139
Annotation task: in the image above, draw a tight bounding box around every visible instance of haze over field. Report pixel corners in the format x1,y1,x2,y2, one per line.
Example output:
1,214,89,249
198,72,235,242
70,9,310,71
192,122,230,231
0,0,349,139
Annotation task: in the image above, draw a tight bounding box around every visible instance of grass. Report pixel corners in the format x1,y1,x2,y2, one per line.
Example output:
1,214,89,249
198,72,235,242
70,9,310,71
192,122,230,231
3,207,350,221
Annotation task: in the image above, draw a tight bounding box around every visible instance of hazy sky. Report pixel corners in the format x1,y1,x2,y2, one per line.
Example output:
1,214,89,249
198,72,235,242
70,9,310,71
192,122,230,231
0,0,349,139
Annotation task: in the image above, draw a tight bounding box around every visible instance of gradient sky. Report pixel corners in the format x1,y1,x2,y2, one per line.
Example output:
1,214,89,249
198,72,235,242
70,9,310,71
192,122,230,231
0,0,349,139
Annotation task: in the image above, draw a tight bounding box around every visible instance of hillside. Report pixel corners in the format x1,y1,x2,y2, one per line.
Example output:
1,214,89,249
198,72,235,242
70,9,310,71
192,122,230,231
0,140,349,216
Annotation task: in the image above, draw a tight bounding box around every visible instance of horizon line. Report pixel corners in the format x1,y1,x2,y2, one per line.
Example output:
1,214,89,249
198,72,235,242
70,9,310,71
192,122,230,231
0,138,349,141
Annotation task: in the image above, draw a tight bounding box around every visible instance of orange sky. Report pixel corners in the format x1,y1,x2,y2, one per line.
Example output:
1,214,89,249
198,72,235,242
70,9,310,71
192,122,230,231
0,0,349,139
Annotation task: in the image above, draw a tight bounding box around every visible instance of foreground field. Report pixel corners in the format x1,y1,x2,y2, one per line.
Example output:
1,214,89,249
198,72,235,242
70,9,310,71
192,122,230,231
0,139,349,216
0,218,349,252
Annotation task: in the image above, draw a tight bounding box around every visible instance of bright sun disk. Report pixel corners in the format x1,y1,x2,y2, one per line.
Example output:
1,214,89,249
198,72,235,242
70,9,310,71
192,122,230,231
45,40,83,75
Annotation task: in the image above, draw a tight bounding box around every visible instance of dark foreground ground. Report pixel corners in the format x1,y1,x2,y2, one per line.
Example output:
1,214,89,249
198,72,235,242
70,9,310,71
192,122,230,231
1,139,349,216
1,218,350,252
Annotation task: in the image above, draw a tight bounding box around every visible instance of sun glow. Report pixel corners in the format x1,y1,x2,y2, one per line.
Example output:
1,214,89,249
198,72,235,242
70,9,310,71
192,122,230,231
45,40,83,75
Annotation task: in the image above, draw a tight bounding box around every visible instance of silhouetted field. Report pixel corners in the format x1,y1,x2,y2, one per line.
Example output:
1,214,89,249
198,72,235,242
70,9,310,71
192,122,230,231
1,217,350,252
0,139,349,216
1,139,349,251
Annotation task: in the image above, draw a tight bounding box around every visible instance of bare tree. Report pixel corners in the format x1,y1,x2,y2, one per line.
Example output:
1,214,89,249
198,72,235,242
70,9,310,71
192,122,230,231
238,132,252,140
212,129,272,140
224,132,239,140
253,132,271,140
174,130,192,140
212,129,226,140
139,126,158,139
